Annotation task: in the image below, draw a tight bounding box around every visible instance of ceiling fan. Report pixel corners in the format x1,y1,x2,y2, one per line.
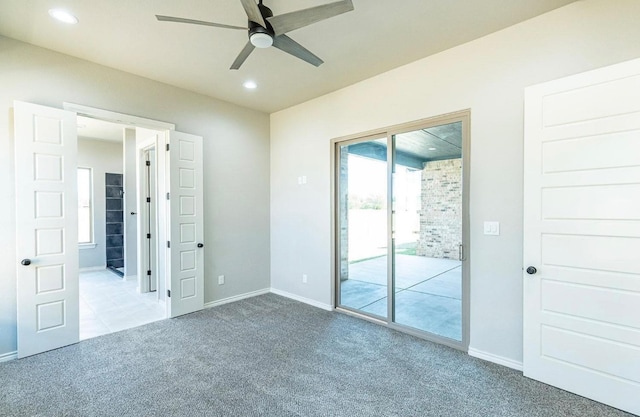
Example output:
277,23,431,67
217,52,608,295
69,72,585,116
156,0,354,70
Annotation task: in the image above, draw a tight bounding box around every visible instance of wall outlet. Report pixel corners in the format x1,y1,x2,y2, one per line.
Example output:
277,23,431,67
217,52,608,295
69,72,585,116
483,221,500,236
302,274,308,284
218,275,225,285
297,175,307,185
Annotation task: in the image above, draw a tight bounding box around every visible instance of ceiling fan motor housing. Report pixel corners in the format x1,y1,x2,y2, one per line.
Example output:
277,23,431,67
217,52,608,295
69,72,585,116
251,3,274,33
249,3,274,48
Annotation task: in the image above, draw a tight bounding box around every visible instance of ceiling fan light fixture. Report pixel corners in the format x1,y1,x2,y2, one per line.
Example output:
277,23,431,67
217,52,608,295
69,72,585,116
250,32,273,48
48,8,78,24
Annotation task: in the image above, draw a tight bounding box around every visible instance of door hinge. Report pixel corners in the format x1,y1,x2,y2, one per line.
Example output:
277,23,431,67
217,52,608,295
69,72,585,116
167,290,171,298
166,192,170,200
147,270,151,276
145,160,151,166
146,197,151,203
166,144,170,151
167,241,171,248
147,233,151,239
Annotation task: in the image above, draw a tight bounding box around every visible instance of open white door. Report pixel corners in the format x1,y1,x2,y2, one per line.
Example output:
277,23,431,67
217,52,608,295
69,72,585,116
167,131,204,317
523,59,640,415
14,101,79,358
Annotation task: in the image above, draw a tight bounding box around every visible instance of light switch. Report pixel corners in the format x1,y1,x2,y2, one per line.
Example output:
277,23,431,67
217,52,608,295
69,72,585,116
484,221,500,236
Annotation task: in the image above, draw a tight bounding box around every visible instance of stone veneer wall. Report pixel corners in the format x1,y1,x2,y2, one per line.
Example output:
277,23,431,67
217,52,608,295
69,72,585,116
416,158,462,259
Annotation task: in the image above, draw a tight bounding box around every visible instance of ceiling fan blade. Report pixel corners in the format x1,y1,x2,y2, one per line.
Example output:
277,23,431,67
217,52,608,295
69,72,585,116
230,41,256,70
272,34,324,67
240,0,267,27
267,0,353,36
156,15,247,30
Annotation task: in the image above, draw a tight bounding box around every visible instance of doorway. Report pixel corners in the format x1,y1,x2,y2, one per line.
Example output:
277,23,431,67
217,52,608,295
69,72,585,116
75,117,165,340
334,111,470,349
14,101,206,358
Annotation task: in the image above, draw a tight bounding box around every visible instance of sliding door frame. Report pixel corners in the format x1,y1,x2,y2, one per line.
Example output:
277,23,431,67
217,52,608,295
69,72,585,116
331,109,471,351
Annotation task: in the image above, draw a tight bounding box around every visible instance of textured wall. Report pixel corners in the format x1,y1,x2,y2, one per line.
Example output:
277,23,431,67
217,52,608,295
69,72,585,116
417,159,462,259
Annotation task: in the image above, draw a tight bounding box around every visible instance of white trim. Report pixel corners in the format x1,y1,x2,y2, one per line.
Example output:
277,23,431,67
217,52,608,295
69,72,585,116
78,265,107,273
79,243,97,250
0,351,17,363
204,288,270,309
63,102,175,131
124,274,137,282
270,288,333,311
468,347,523,371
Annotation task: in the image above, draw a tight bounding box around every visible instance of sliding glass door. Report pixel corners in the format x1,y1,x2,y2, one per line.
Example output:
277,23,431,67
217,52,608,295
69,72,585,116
392,124,464,341
337,136,389,320
335,114,468,347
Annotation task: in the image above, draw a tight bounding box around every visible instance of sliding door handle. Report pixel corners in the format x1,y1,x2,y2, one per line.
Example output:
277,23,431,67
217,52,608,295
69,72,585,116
458,244,465,262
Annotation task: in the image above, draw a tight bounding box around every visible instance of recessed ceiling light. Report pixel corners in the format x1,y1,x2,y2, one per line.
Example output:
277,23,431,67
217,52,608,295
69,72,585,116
428,147,437,151
48,9,78,24
243,80,257,90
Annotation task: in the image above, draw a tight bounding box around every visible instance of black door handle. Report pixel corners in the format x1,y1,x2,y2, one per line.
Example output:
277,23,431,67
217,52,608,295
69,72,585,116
197,243,204,248
21,259,31,266
526,266,537,275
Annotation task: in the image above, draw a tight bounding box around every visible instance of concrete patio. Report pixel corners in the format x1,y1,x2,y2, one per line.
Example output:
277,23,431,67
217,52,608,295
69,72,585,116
339,254,462,341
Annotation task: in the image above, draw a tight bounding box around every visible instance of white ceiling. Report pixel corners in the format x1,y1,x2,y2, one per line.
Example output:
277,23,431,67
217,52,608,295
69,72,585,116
0,0,576,113
77,116,125,142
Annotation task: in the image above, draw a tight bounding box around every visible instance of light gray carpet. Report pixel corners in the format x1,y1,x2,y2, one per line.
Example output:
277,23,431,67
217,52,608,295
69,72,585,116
0,294,632,417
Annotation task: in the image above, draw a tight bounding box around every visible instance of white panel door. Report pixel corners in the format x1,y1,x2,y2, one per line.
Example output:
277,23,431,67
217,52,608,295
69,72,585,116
167,131,204,317
14,101,79,358
523,58,640,415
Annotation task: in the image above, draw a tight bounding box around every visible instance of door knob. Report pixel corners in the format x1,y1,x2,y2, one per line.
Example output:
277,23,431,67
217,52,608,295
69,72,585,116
526,266,537,275
197,243,204,248
21,259,31,266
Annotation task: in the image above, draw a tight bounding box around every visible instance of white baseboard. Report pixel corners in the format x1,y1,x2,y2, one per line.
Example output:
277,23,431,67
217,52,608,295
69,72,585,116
270,288,333,311
124,274,137,282
468,347,523,371
0,351,17,363
204,288,270,309
79,265,107,273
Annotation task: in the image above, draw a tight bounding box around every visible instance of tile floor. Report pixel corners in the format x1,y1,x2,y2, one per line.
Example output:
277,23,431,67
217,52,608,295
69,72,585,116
79,269,166,340
339,254,462,341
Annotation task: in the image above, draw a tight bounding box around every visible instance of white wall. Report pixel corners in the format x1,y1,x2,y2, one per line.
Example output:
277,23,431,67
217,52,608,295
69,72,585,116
0,36,270,356
77,138,123,269
270,0,640,364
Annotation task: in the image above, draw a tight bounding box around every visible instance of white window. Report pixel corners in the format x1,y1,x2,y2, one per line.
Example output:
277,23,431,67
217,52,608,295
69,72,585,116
77,167,93,244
